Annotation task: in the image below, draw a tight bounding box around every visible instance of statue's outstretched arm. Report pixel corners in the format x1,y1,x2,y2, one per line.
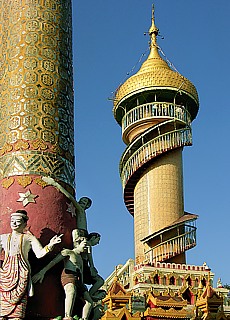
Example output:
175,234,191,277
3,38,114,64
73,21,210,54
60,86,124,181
42,176,82,212
31,234,63,259
32,252,64,284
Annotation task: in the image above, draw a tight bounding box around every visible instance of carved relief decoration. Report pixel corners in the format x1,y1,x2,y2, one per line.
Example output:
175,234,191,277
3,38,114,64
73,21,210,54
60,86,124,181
0,151,75,187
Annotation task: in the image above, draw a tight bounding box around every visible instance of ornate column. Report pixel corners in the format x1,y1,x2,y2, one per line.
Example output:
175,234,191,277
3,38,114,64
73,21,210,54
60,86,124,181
0,0,75,318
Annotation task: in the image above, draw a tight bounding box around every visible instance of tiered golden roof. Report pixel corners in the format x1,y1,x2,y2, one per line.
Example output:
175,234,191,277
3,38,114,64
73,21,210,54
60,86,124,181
102,277,141,319
113,6,198,110
144,291,190,319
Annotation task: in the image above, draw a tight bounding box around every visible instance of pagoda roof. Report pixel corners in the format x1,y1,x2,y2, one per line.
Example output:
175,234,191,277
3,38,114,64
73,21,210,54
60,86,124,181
147,292,187,308
196,282,223,311
107,277,129,296
101,307,141,319
144,306,189,319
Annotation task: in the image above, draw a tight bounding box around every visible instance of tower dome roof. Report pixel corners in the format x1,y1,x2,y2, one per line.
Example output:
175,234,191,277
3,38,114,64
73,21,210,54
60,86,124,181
113,6,199,120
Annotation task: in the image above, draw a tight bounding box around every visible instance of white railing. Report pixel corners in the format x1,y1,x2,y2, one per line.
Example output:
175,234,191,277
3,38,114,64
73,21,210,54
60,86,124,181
102,259,135,291
120,128,192,188
122,102,191,133
145,229,196,264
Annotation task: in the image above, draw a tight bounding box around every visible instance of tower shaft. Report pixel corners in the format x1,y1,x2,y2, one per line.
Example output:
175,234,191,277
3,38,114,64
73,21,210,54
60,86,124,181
134,149,185,263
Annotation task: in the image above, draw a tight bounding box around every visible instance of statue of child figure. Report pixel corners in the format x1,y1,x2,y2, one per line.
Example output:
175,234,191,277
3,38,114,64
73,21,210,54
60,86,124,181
32,231,93,320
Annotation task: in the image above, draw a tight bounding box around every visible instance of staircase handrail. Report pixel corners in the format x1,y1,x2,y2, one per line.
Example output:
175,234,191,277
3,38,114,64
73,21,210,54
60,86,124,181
122,102,191,133
120,128,192,188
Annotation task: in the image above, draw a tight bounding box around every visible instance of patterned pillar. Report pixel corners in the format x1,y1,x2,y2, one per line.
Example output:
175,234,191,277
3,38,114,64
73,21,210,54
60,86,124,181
0,0,75,318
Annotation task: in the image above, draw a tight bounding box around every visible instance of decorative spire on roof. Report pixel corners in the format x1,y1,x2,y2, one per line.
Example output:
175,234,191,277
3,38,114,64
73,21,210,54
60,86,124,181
149,4,159,48
139,3,169,72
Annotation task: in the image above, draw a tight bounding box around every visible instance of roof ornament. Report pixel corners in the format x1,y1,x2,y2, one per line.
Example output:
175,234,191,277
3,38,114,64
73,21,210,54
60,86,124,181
149,4,159,47
146,4,164,61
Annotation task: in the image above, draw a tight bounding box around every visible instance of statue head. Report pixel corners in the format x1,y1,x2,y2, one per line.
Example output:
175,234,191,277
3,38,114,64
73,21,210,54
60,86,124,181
87,232,101,246
79,197,92,210
72,229,88,252
73,236,88,253
10,210,29,233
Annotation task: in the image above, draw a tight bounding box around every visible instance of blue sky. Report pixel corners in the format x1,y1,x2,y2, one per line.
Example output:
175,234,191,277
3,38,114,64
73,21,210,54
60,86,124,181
72,1,230,285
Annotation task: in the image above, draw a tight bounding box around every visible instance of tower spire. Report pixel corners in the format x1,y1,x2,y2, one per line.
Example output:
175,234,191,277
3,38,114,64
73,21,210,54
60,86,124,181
143,3,166,65
149,4,159,47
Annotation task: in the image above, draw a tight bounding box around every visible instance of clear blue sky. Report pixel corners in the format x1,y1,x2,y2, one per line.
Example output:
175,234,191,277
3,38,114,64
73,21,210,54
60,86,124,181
73,1,230,285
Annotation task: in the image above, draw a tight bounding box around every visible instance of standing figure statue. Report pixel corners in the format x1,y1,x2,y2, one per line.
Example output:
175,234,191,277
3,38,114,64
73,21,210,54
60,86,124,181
0,210,62,320
32,233,93,320
75,231,104,296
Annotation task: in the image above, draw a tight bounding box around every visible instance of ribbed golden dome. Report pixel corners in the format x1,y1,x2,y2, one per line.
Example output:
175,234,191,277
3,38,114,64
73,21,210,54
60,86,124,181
114,7,199,110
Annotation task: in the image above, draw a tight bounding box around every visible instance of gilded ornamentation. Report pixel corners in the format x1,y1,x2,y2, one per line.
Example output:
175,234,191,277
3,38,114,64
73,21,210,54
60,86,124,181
41,74,53,86
0,139,67,156
42,60,55,72
9,116,20,130
14,140,30,151
41,88,54,100
23,115,38,128
52,143,63,155
0,151,75,187
10,102,22,115
24,87,38,98
21,129,37,141
34,177,49,188
42,116,55,130
41,131,56,144
1,177,14,189
24,71,38,84
0,0,74,187
42,102,55,115
0,143,13,156
32,139,48,150
17,189,38,207
17,176,33,188
24,100,39,113
23,58,37,70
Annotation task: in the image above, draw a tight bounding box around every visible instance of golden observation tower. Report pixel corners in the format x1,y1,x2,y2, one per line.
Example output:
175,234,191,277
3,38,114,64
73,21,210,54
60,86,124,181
113,6,199,265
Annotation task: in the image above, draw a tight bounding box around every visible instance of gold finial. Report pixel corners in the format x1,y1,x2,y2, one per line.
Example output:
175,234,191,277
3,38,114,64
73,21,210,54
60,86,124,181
149,4,159,47
114,265,118,281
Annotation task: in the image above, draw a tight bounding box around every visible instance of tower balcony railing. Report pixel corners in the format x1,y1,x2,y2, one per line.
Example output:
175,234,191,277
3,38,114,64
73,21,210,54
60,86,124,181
144,228,196,264
120,128,192,188
122,102,191,134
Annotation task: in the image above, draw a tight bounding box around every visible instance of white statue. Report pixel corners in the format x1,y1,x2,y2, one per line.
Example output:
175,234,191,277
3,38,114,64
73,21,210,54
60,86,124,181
0,210,62,320
32,232,93,320
77,231,104,296
217,278,223,288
